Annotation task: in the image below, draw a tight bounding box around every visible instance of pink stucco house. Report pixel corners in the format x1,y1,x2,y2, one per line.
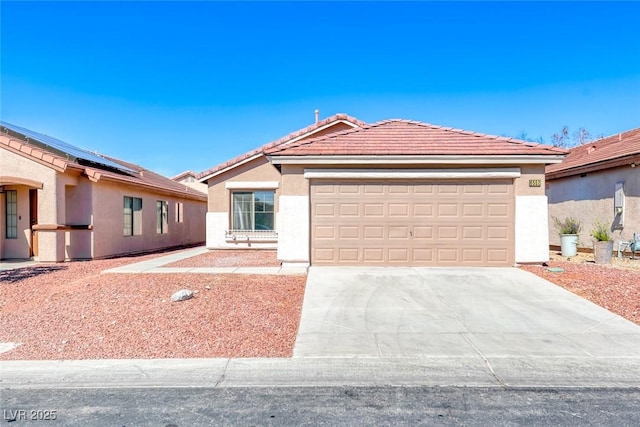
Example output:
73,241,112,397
546,127,640,253
0,122,207,262
197,113,566,267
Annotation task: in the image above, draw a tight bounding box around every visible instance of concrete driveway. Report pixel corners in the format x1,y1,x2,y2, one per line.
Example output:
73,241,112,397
294,267,640,359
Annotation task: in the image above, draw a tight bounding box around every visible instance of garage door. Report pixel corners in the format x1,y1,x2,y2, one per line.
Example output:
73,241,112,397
311,180,514,266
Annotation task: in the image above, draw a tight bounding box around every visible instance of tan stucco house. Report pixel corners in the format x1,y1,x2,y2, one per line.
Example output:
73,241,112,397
1,121,207,262
198,113,566,267
547,127,640,253
171,170,208,193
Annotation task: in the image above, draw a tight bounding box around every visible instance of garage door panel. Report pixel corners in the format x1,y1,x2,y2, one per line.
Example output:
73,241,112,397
463,184,484,194
487,226,509,239
363,226,384,239
487,249,509,262
339,185,360,194
311,180,514,267
363,248,384,262
487,203,509,217
461,248,484,263
437,248,459,262
412,226,433,239
314,226,335,239
489,184,510,195
338,248,359,261
437,226,459,239
388,248,410,262
315,203,335,216
463,203,484,216
339,226,359,239
339,204,359,216
438,204,459,217
389,185,410,194
364,203,384,216
388,203,410,216
413,248,434,262
462,226,483,239
413,203,434,217
413,184,435,194
389,226,410,239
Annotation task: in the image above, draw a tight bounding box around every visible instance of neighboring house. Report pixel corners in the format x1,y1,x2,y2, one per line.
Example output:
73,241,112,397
546,128,640,251
171,170,208,193
198,114,566,267
0,121,207,262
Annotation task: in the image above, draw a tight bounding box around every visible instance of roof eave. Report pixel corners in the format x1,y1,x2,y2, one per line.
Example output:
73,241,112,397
197,117,364,183
546,154,640,180
268,154,567,165
96,173,207,201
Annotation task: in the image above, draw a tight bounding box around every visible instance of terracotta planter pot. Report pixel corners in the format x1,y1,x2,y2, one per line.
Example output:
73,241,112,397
593,240,614,264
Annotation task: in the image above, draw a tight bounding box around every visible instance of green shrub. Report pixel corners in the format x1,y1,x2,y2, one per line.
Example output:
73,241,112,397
591,221,611,241
553,217,582,235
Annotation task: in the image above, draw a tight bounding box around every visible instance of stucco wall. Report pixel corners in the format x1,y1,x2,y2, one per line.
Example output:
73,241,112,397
92,180,207,259
0,149,58,259
205,156,281,249
547,164,639,249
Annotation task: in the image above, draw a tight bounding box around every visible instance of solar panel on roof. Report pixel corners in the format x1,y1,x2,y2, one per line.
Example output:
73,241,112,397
0,121,136,174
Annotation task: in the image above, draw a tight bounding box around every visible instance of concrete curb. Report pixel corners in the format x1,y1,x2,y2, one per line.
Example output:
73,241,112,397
2,356,640,389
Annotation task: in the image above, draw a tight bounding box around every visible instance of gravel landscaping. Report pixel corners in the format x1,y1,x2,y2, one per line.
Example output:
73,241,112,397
165,249,280,268
2,247,639,361
0,249,305,360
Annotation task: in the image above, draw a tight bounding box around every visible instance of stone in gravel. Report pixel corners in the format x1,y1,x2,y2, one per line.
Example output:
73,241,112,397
171,289,194,302
547,267,565,273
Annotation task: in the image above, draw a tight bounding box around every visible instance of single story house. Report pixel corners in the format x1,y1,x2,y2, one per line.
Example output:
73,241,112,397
198,113,566,267
546,127,640,252
1,121,207,262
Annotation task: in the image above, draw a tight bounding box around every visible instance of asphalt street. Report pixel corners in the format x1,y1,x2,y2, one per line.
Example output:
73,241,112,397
2,386,640,426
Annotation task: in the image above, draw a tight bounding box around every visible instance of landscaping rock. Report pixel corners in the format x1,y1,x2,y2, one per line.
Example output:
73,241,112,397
171,289,194,302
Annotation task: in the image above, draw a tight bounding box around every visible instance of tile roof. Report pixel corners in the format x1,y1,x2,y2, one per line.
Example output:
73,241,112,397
197,113,366,181
171,170,198,181
546,127,640,178
266,119,568,157
1,127,206,201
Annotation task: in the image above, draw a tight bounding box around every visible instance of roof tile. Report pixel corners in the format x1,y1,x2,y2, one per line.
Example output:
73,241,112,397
546,127,640,177
197,113,366,180
1,129,206,201
267,119,567,157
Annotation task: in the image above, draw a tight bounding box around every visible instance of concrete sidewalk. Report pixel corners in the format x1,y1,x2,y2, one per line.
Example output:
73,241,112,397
101,246,307,275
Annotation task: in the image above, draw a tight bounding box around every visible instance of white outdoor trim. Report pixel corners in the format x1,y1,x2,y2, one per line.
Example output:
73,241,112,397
515,195,550,263
276,196,310,264
225,181,280,189
270,155,565,165
303,168,521,180
283,119,361,146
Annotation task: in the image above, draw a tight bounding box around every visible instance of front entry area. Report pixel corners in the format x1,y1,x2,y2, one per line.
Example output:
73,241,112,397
310,180,514,266
0,178,42,260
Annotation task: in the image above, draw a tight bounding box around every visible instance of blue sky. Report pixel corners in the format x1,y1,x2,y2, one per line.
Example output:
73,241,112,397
1,1,639,178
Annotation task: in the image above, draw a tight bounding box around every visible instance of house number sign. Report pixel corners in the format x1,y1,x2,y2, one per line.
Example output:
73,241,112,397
529,179,542,187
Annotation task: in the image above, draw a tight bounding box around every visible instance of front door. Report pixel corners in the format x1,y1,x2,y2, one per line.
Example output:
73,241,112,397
29,189,38,257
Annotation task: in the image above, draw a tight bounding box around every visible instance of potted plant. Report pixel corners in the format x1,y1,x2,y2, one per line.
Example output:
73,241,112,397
591,221,614,264
553,216,582,257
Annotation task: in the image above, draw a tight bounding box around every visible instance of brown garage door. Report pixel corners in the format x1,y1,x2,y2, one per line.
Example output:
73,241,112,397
311,180,514,266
